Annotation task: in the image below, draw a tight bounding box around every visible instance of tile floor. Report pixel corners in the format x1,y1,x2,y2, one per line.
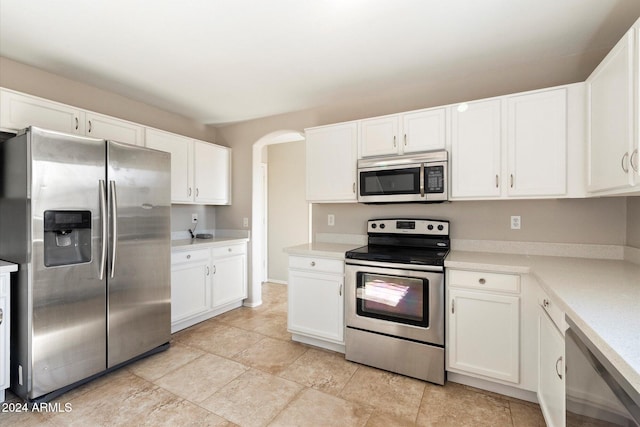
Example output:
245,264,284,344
4,283,546,426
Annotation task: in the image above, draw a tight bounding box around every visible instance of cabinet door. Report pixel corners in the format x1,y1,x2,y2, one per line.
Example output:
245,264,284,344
171,260,211,323
85,112,144,146
401,108,446,153
0,274,7,391
194,141,231,205
212,254,247,308
538,308,565,427
287,270,344,343
507,89,567,196
634,20,640,183
145,128,194,203
360,115,399,157
305,122,358,202
0,89,83,134
448,289,520,383
450,100,502,198
587,29,635,192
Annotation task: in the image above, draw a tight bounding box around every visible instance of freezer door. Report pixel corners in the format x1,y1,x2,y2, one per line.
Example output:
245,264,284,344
107,141,171,367
28,128,107,399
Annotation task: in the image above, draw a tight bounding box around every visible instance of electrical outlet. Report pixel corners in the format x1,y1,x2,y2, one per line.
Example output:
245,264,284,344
191,213,198,224
243,217,249,228
328,214,335,226
511,216,521,230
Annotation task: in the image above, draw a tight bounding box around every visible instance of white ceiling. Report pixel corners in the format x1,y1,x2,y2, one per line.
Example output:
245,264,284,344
1,1,640,125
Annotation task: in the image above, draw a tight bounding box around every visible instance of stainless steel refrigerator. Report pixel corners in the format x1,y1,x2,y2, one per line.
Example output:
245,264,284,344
0,127,171,402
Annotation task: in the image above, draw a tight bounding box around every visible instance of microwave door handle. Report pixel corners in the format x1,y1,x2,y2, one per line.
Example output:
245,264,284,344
420,163,425,198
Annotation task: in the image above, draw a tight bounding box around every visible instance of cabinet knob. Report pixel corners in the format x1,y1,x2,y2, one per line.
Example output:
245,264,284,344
310,261,316,267
228,248,232,252
186,254,191,259
478,278,486,285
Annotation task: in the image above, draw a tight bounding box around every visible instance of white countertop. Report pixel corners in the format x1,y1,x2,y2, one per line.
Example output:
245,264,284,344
0,260,18,274
446,250,640,395
172,237,249,250
284,242,362,260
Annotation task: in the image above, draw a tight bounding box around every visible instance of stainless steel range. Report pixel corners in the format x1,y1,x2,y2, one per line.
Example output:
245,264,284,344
345,218,449,384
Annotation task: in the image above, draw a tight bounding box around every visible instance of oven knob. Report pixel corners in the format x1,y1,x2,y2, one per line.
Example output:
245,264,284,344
438,225,444,231
371,223,377,229
379,223,385,229
427,224,434,230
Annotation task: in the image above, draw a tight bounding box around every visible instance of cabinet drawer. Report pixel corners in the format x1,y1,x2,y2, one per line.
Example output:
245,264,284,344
449,270,520,293
171,248,210,265
212,243,246,258
539,289,565,333
289,256,344,274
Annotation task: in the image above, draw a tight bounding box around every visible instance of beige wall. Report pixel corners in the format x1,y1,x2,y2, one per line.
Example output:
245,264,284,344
313,198,627,245
267,141,308,282
0,57,217,142
628,196,640,248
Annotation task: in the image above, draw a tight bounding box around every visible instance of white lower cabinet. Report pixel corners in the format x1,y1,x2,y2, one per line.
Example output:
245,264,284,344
538,291,566,427
171,249,212,325
287,256,344,351
0,272,10,402
212,243,247,309
447,279,520,383
170,241,247,333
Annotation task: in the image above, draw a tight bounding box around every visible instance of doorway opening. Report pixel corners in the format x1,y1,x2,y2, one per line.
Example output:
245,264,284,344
247,130,306,307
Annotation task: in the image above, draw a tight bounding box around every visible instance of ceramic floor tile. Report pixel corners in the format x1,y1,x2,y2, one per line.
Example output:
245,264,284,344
252,312,291,340
201,368,303,427
279,347,358,396
219,308,284,332
270,388,372,427
233,336,307,375
416,382,511,427
174,320,264,358
510,401,546,427
339,365,426,422
365,410,420,427
127,342,204,381
154,353,248,403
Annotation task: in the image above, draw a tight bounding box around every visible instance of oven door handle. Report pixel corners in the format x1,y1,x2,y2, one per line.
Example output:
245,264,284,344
420,163,425,198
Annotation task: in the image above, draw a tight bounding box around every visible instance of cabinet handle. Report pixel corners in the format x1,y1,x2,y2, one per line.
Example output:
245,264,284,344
478,278,486,285
543,299,550,308
630,149,638,173
404,134,407,146
451,299,455,314
88,120,92,133
495,175,499,188
206,266,210,276
353,182,356,194
555,356,563,380
393,136,397,148
510,174,514,188
0,307,3,325
213,266,216,274
75,117,79,130
310,261,316,267
622,152,630,173
196,188,199,197
339,283,343,296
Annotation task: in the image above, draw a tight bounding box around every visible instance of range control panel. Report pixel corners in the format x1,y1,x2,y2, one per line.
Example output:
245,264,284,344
367,218,449,236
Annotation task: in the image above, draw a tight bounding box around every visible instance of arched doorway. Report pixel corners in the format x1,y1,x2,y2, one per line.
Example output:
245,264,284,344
246,130,306,307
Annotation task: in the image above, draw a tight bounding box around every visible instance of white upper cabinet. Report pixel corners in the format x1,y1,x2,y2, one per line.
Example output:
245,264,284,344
0,89,84,134
145,128,194,203
634,19,640,182
451,99,502,198
194,141,231,205
85,112,144,146
306,121,358,202
146,128,230,205
506,88,567,197
587,28,635,193
360,108,446,157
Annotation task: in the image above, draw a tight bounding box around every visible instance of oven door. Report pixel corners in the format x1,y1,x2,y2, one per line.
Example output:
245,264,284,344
345,262,444,345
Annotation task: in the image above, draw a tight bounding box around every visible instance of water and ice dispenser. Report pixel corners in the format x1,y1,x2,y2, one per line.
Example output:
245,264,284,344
43,210,92,267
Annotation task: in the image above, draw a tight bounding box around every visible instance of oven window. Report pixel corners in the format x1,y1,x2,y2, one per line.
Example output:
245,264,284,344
360,168,420,196
356,272,429,327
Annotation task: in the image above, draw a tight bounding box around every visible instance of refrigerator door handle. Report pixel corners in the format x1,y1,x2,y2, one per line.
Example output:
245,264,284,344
99,180,108,280
110,180,118,279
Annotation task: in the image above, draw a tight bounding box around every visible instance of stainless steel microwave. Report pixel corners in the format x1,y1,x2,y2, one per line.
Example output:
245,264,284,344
357,150,448,203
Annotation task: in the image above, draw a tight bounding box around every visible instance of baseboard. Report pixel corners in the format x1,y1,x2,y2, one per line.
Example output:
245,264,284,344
447,372,538,404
